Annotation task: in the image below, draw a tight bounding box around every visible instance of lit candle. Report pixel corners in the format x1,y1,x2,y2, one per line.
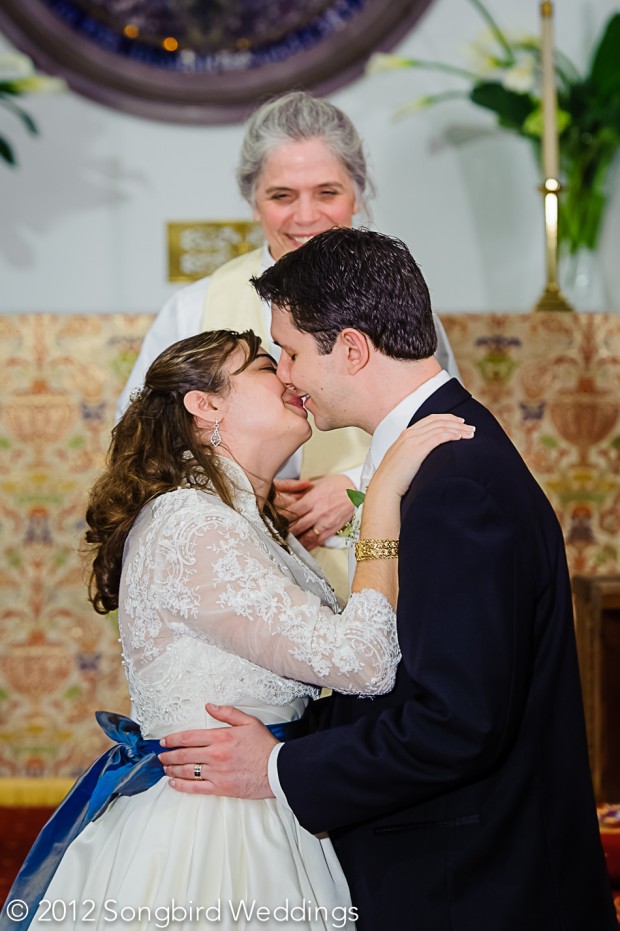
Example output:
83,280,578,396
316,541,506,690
540,1,559,180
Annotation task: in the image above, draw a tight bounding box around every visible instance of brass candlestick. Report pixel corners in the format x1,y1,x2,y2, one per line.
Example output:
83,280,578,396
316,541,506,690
533,178,574,312
534,1,573,312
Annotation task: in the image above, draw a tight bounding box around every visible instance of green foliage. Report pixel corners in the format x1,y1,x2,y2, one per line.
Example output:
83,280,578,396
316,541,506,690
589,13,620,100
346,489,366,508
470,83,536,132
368,4,620,256
0,134,15,165
0,52,64,167
0,86,38,167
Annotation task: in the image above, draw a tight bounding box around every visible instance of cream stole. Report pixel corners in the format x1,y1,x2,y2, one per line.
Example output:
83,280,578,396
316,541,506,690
201,249,370,482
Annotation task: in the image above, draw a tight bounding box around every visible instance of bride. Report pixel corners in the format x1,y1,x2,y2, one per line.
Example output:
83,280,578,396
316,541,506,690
3,329,473,930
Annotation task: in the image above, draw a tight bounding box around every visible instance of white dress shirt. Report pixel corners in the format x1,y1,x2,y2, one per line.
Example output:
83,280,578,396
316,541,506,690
268,368,452,805
364,370,452,484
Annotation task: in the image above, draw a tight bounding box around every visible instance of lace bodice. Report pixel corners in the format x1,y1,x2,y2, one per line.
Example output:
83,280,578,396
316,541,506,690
118,460,400,736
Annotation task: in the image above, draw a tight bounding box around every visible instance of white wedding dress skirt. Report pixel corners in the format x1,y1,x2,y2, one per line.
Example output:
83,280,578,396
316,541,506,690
31,703,354,931
25,473,400,931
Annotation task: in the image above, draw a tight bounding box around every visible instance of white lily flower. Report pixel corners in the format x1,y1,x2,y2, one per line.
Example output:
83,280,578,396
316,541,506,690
0,51,34,80
502,53,538,94
464,27,504,75
465,28,540,81
16,75,66,94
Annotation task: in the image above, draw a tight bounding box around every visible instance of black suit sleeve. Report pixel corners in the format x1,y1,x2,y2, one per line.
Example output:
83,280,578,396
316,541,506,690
278,475,535,834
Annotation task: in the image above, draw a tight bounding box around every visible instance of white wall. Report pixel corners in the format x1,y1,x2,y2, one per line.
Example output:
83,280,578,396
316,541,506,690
1,0,618,314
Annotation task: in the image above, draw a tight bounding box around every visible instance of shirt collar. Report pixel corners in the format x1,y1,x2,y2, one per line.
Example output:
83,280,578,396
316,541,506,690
369,370,451,469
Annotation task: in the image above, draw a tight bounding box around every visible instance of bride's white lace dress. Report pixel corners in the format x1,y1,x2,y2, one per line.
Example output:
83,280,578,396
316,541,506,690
33,461,400,930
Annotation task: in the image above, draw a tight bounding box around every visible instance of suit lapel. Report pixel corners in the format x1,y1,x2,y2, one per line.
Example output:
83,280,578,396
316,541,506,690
407,378,472,427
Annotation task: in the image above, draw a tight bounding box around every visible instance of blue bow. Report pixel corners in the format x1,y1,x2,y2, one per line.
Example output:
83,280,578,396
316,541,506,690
0,710,310,931
0,712,165,930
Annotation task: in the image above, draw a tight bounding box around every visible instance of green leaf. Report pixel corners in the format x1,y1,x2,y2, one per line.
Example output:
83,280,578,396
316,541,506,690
589,13,620,101
346,489,366,508
523,105,571,138
467,0,515,64
470,82,536,131
381,58,482,82
15,106,38,135
0,94,38,134
557,135,619,252
0,136,16,165
394,90,469,120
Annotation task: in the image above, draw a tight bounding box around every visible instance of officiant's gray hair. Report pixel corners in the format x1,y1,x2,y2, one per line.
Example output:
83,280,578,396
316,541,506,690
236,91,374,216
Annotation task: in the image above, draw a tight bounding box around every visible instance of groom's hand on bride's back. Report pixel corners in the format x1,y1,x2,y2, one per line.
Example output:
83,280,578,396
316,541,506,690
158,704,278,798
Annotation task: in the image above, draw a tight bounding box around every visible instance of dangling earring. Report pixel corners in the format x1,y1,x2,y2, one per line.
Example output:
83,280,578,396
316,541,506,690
210,419,222,448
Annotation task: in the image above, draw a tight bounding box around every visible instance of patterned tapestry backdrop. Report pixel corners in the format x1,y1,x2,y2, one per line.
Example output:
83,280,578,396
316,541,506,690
0,312,619,780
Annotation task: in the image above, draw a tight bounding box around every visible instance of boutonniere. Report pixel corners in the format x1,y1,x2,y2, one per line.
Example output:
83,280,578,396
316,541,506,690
337,489,366,544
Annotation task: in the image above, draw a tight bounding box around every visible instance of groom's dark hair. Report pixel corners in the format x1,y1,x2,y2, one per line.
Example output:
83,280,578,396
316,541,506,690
251,227,438,359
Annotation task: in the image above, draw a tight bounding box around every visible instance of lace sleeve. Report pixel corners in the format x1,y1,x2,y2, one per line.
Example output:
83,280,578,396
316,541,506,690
140,494,401,697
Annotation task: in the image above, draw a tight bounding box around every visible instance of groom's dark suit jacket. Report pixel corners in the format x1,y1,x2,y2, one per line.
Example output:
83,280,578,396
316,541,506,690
279,379,616,931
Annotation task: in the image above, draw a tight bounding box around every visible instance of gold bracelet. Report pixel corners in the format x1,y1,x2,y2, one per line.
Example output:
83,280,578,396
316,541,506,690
354,539,399,561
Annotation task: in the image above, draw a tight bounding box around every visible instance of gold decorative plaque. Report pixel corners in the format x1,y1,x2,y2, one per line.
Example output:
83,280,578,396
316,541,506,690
167,220,263,283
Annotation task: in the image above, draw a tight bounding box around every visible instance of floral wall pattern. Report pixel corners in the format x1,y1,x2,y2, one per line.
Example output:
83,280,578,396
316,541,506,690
0,314,150,781
0,312,619,780
445,312,620,575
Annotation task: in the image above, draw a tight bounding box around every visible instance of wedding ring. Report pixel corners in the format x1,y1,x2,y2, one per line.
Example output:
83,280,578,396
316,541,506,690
313,527,320,535
194,763,203,780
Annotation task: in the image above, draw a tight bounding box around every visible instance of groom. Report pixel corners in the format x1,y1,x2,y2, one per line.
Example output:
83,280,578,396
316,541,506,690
159,229,616,930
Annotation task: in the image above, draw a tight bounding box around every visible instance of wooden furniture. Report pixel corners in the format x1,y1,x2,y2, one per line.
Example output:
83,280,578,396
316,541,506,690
573,576,620,802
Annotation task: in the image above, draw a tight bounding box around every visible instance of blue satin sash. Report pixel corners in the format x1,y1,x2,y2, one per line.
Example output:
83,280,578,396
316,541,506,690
0,710,308,930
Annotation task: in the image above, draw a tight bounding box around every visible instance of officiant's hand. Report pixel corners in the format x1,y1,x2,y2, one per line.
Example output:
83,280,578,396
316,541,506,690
275,473,355,549
159,704,278,799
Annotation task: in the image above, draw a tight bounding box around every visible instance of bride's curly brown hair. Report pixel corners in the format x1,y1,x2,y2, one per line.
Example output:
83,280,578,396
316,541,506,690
85,329,290,615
